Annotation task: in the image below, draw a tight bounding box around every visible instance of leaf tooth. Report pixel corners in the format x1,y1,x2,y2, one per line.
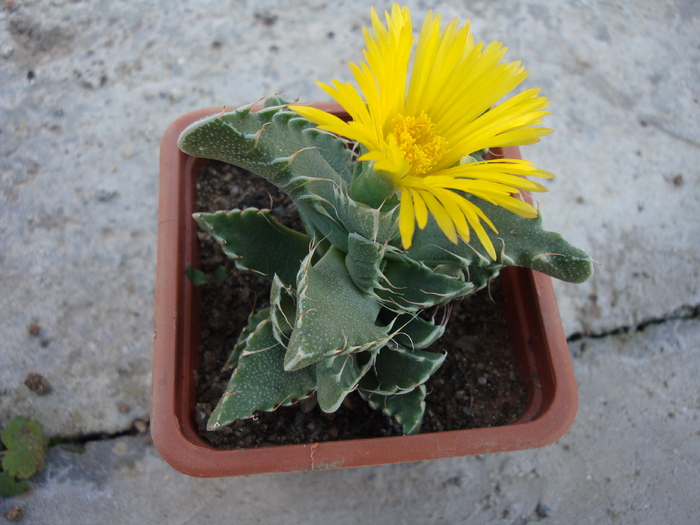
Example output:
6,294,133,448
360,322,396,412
270,146,318,167
270,108,295,126
243,122,270,151
288,115,311,131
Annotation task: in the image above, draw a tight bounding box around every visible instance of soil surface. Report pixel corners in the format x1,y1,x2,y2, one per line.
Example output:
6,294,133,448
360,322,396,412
193,162,528,449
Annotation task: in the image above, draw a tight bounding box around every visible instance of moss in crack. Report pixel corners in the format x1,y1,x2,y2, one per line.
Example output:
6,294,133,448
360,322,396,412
0,416,48,498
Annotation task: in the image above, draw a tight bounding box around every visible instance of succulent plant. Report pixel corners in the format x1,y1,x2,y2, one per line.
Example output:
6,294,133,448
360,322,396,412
177,4,592,435
178,97,591,435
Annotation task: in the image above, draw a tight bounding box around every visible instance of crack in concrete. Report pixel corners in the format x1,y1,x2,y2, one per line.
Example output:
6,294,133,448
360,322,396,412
47,306,700,445
567,304,700,343
48,419,150,448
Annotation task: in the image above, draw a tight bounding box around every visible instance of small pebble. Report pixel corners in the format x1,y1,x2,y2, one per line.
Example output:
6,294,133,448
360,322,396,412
118,403,131,414
134,420,148,433
121,145,135,159
672,174,683,186
27,322,41,336
4,505,24,522
168,87,184,103
95,188,119,202
24,372,51,395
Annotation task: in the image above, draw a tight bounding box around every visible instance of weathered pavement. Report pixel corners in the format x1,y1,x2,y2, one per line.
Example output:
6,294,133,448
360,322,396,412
1,1,698,523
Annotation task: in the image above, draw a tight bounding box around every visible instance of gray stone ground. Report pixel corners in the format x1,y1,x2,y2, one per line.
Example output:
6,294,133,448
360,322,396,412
1,0,698,523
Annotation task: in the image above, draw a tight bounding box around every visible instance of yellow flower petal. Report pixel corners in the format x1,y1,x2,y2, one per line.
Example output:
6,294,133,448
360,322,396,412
457,198,498,260
412,187,429,229
287,104,346,129
399,188,416,249
288,3,557,258
416,188,458,244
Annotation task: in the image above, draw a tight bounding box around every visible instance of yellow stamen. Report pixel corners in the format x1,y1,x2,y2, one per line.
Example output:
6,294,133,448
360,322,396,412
391,112,447,176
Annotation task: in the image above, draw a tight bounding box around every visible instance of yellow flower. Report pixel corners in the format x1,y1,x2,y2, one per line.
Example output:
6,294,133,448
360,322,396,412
290,4,554,259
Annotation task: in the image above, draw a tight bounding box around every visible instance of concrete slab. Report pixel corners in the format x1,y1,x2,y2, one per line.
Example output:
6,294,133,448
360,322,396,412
4,319,699,524
0,0,698,523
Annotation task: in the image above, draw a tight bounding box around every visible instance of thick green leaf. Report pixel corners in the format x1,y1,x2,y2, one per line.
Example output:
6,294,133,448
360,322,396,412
224,307,271,370
406,196,593,284
208,312,316,429
359,345,446,395
334,188,399,244
388,312,447,351
361,385,427,435
284,247,389,371
378,256,474,312
194,208,310,287
270,275,297,343
345,233,385,294
463,264,502,291
178,102,355,247
178,103,352,186
316,351,375,412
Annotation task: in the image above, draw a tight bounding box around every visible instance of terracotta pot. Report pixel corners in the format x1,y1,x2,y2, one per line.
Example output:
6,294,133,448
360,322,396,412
152,104,578,478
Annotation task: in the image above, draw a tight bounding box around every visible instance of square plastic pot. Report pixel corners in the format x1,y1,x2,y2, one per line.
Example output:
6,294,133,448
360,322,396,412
152,105,578,478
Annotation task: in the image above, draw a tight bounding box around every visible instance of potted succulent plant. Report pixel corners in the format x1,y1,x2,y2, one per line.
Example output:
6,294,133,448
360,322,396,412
152,3,592,477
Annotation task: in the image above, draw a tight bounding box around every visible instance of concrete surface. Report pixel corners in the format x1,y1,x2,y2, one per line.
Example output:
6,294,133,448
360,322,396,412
0,0,698,523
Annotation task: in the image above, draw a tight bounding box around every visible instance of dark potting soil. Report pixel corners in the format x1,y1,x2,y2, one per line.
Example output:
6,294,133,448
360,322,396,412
193,161,528,449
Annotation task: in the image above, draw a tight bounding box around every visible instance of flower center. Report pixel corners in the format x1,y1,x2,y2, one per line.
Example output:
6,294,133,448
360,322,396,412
392,112,447,176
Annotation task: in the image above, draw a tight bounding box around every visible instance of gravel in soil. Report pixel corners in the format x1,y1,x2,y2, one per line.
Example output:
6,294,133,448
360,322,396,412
193,162,528,449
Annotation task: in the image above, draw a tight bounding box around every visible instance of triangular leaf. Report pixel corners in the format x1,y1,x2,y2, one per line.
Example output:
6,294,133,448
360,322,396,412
378,256,474,312
208,312,316,429
388,312,447,351
178,103,352,187
316,351,376,412
334,187,399,244
345,233,385,294
359,345,446,395
285,247,389,371
224,307,271,370
194,208,310,287
406,196,593,283
361,385,427,435
178,102,356,247
270,275,297,343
